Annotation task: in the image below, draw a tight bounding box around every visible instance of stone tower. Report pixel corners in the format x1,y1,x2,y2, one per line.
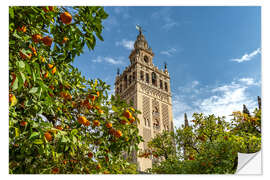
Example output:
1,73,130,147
114,30,173,171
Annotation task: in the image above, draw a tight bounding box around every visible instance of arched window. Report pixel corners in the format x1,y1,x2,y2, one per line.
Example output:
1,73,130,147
146,73,149,83
140,71,144,80
144,56,149,63
152,72,157,86
165,82,168,91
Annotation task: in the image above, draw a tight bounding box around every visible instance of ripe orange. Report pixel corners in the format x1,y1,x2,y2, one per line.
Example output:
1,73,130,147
18,26,26,32
96,91,100,97
48,64,54,69
51,167,59,174
98,109,104,114
55,125,63,130
96,163,101,170
52,67,57,74
62,37,68,44
42,36,53,46
120,120,127,125
130,117,135,123
32,34,42,43
20,121,27,126
93,120,100,127
105,122,112,129
84,120,90,126
88,94,96,102
115,130,122,138
123,110,132,119
44,71,49,78
78,116,87,125
44,132,52,141
29,46,37,56
88,152,93,158
60,12,72,25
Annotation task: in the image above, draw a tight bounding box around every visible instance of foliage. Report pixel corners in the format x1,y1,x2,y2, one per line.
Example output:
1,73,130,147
9,6,143,174
145,107,261,174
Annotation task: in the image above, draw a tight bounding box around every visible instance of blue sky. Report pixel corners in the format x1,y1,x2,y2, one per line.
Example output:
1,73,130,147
72,6,261,128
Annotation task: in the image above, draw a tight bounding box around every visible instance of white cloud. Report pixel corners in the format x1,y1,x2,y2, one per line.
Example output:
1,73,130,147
92,56,125,65
238,77,260,86
151,7,179,31
160,48,177,56
172,78,259,128
231,48,261,63
116,39,134,50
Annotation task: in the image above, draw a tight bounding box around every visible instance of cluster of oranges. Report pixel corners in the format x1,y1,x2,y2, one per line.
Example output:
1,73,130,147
78,116,91,127
60,91,72,100
122,109,136,124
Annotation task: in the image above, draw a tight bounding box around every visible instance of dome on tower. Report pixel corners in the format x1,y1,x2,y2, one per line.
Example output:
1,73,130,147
134,32,149,50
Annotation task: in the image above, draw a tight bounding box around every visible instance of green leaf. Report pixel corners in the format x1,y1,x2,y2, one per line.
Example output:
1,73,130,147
112,105,118,112
33,139,43,144
29,132,39,139
15,128,20,137
29,87,38,94
20,72,25,83
18,61,25,70
9,8,14,19
71,129,78,136
12,77,18,90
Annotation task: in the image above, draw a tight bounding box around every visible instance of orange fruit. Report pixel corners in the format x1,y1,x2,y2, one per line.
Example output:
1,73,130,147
88,94,96,102
78,116,87,125
130,117,135,123
120,120,127,125
106,122,112,129
96,91,100,97
62,37,68,44
115,130,122,138
49,6,54,11
60,12,72,25
84,120,90,126
29,46,37,56
20,121,27,126
51,167,59,174
32,34,42,43
96,163,101,170
55,125,63,130
88,152,93,158
42,36,53,46
48,64,54,69
98,109,104,114
123,110,132,119
44,71,49,78
18,26,26,32
52,67,57,74
93,120,100,127
44,132,52,141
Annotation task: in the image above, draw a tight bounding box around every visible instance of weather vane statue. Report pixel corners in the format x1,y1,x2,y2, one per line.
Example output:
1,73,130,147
136,24,145,35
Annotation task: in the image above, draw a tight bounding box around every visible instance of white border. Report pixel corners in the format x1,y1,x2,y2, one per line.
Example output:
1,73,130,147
2,0,270,180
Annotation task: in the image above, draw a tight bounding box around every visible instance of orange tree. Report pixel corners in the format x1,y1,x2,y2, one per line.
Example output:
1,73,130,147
9,6,142,174
145,106,261,174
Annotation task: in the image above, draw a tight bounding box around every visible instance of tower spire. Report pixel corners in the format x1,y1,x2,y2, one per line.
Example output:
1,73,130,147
184,113,189,127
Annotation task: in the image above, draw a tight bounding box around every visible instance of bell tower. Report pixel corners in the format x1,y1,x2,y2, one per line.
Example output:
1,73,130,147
114,29,173,171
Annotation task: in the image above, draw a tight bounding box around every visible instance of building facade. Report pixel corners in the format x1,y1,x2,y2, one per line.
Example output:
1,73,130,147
114,30,173,171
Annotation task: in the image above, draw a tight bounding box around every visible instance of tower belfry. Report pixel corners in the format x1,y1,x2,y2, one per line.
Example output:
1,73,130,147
114,29,173,171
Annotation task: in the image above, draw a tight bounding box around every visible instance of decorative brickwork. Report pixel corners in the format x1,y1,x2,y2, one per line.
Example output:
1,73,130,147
143,95,151,127
162,103,169,131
